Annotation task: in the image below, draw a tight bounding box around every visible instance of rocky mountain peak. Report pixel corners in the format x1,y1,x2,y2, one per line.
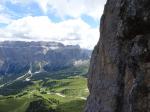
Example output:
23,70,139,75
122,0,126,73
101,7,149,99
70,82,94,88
85,0,150,112
0,41,91,76
0,41,64,48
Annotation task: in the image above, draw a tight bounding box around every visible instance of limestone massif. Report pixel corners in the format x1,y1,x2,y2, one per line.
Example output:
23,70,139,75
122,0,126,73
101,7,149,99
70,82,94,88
0,41,91,75
85,0,150,112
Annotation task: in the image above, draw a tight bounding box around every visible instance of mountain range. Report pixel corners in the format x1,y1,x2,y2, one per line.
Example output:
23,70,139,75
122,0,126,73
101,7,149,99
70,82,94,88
0,41,90,112
0,41,91,84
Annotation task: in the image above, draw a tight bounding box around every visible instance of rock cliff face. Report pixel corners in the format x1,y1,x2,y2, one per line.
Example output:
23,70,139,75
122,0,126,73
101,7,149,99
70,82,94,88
0,41,91,76
85,0,150,112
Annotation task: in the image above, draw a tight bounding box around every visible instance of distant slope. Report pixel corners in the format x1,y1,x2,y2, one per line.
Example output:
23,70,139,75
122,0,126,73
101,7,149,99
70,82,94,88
0,41,90,112
0,41,91,84
0,64,89,112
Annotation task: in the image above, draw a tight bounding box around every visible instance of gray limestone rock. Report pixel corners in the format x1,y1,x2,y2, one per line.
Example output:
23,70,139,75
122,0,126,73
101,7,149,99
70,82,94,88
85,0,150,112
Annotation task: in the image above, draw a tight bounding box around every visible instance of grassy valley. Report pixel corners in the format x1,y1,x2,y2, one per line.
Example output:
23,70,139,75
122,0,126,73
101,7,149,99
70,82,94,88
0,65,89,112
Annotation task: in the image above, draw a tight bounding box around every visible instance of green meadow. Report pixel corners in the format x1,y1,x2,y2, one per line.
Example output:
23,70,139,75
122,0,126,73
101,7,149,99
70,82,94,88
0,66,89,112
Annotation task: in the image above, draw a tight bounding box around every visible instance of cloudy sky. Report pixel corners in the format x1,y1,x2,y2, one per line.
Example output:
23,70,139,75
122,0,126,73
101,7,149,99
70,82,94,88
0,0,106,49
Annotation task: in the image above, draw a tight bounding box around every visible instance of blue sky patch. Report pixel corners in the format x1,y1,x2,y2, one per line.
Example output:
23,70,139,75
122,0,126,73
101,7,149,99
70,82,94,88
81,14,99,28
0,23,7,28
0,0,105,49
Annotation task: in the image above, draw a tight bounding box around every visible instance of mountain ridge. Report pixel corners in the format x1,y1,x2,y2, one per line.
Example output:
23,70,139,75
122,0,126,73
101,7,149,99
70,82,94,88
0,41,91,85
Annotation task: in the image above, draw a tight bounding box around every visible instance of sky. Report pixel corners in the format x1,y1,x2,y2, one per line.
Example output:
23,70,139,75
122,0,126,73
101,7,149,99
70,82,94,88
0,0,106,49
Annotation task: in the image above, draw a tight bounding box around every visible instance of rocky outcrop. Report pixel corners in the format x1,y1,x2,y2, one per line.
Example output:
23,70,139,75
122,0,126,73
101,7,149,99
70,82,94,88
85,0,150,112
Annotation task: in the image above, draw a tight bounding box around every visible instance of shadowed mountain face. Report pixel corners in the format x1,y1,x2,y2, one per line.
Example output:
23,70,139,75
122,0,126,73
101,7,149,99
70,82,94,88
0,41,91,76
85,0,150,112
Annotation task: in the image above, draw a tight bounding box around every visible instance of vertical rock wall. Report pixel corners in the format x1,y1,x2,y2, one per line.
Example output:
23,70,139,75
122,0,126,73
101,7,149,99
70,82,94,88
85,0,150,112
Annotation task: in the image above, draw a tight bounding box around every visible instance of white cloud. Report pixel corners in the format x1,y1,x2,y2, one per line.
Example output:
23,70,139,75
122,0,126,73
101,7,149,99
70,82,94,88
0,16,99,49
0,4,4,11
0,14,12,24
36,0,49,13
0,4,12,24
37,0,106,20
6,0,106,20
0,0,106,49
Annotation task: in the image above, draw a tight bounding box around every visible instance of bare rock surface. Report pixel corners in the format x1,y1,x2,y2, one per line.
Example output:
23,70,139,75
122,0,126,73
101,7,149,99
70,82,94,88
85,0,150,112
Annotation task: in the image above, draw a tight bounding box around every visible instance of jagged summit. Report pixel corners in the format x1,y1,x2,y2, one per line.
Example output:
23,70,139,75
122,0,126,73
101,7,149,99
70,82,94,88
0,41,91,76
0,41,64,48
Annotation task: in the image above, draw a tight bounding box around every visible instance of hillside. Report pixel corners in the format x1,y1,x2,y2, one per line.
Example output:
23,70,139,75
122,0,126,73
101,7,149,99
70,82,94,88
0,64,89,112
0,41,91,112
0,41,91,85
